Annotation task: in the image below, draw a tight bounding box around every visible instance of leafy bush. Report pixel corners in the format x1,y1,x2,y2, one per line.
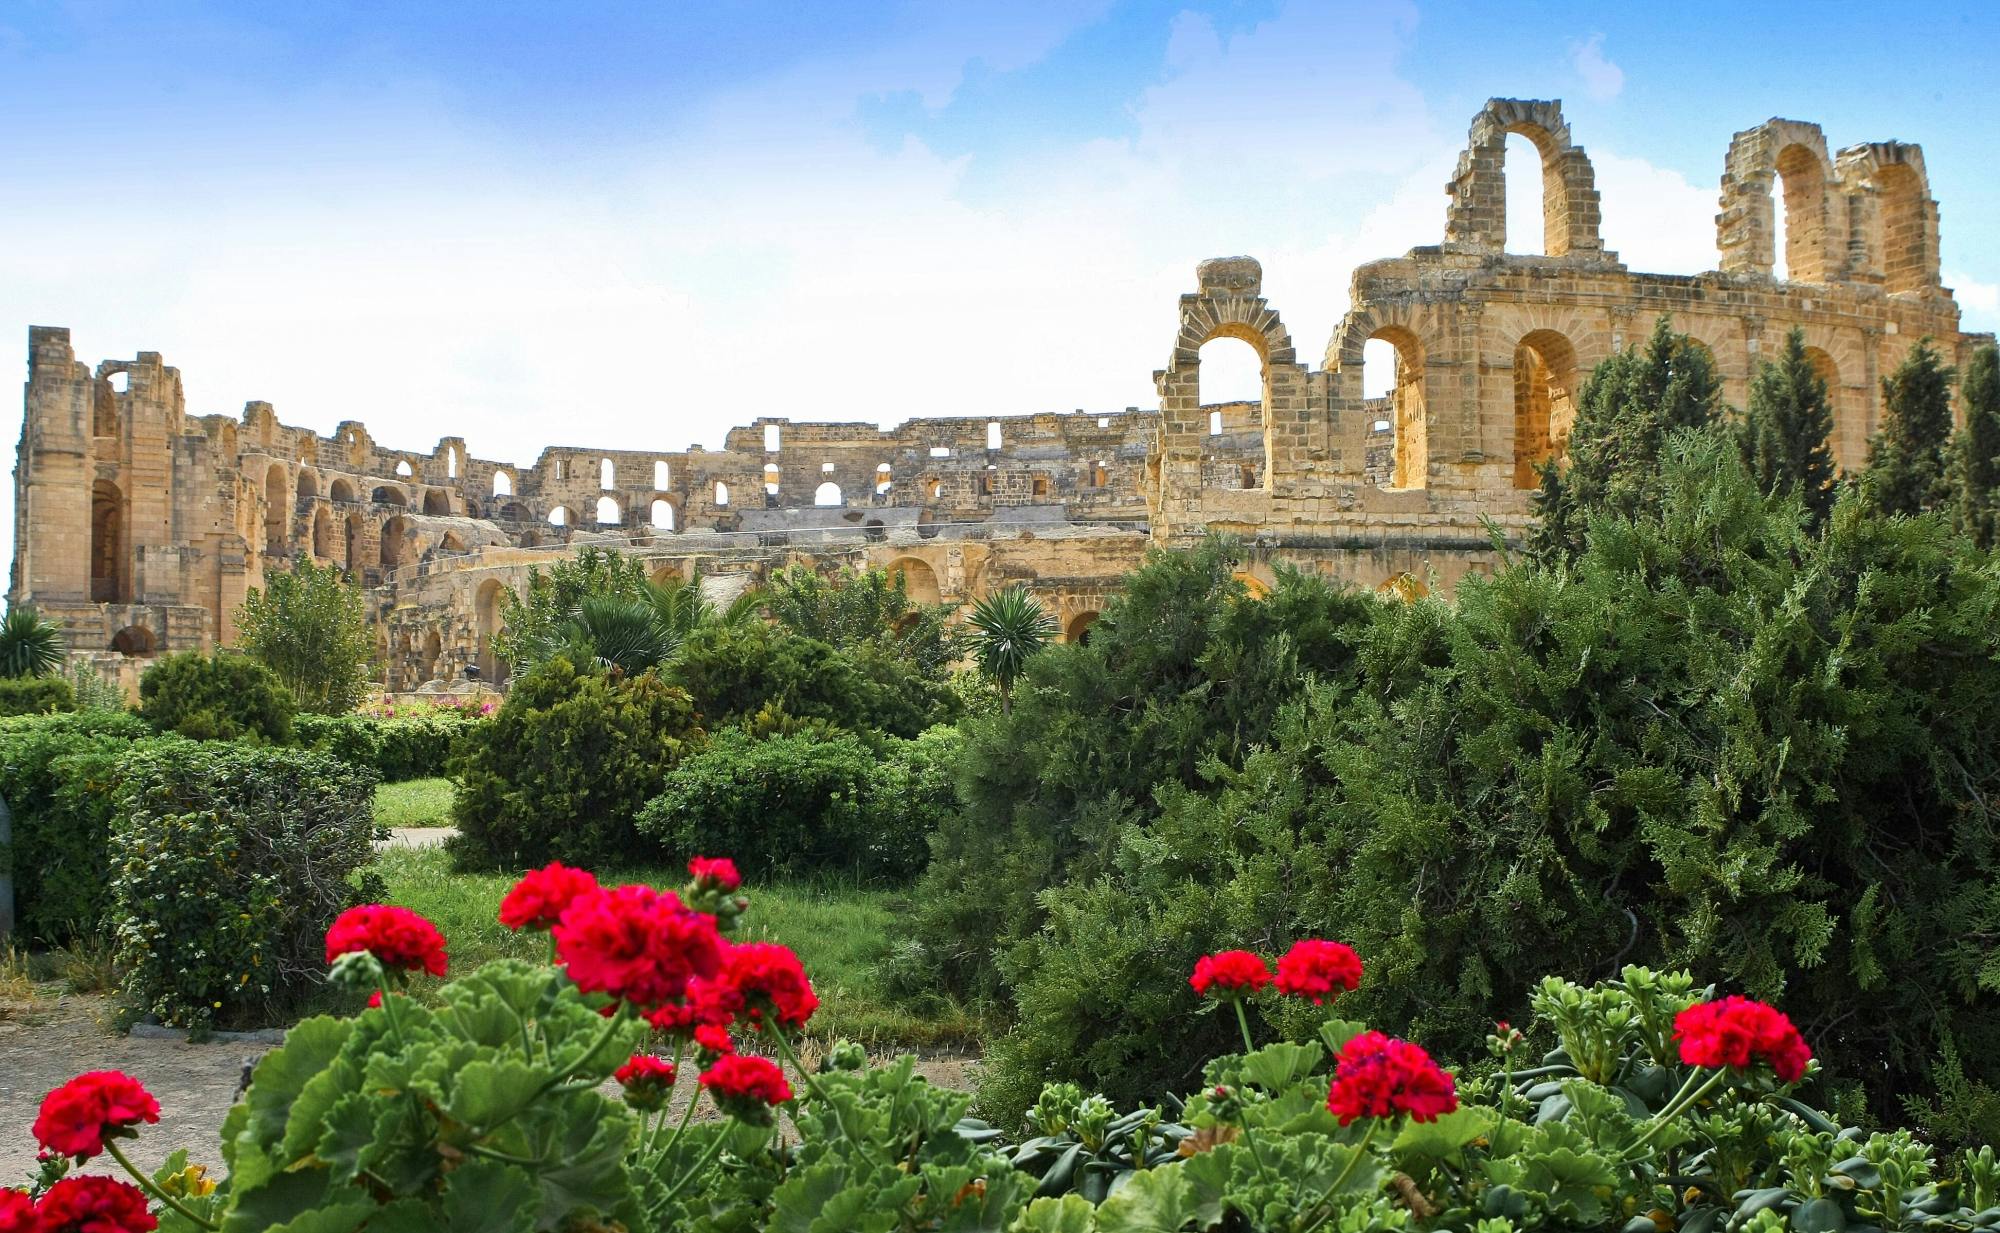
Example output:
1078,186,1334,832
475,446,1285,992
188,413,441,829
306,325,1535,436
107,742,378,1028
137,650,295,743
762,562,962,681
636,724,959,881
669,620,955,738
293,711,486,781
0,711,156,943
450,656,702,867
236,556,374,714
0,674,75,717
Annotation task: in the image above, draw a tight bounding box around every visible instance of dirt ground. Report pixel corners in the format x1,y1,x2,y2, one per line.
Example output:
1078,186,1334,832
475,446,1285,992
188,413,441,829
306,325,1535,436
0,988,978,1183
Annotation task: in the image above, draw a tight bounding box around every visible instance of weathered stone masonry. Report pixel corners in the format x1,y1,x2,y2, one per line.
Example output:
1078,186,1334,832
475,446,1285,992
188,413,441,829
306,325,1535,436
11,101,1987,693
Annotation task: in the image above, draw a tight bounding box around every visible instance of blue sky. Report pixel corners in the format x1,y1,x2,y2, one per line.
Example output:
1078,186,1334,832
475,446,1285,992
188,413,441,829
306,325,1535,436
5,0,1999,559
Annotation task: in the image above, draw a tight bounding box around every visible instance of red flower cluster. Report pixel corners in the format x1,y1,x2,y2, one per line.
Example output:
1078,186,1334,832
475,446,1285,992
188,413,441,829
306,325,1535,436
29,1176,157,1233
688,856,741,893
1273,940,1363,1004
0,1188,37,1233
499,862,600,932
324,905,448,978
716,943,818,1029
1326,1031,1459,1126
1675,996,1812,1083
1189,950,1271,999
693,1023,735,1058
554,884,723,1012
699,1054,792,1124
613,1054,677,1111
32,1072,160,1162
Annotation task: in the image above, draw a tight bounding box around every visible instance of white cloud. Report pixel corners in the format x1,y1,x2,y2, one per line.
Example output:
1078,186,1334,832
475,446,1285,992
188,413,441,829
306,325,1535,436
1946,270,2000,333
1570,33,1625,102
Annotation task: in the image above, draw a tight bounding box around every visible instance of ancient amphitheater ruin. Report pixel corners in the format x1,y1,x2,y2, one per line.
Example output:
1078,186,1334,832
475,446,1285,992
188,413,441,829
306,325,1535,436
11,100,1988,694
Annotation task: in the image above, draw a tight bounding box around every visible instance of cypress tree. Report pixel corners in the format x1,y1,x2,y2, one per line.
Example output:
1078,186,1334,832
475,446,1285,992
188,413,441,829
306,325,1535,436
1530,315,1723,562
1863,337,1955,517
1737,327,1838,528
1951,344,2000,549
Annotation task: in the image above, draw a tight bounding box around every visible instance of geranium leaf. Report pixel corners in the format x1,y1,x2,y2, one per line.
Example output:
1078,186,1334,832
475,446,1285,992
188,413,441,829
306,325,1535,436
1095,1167,1197,1233
440,1159,538,1233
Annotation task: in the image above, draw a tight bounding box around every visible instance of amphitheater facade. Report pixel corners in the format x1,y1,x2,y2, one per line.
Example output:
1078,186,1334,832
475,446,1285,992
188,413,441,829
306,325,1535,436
10,100,1988,694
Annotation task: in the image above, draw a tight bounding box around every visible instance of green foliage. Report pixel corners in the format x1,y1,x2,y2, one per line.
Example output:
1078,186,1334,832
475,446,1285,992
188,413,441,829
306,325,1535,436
968,585,1058,713
913,538,1379,1000
236,556,375,714
449,656,703,867
637,725,960,881
108,742,379,1028
293,711,487,781
62,659,130,711
762,563,962,681
0,674,76,717
1864,337,1957,518
492,546,647,672
1738,327,1839,527
669,620,956,739
0,711,156,943
138,650,295,743
0,604,66,678
1530,315,1724,562
1952,344,2000,549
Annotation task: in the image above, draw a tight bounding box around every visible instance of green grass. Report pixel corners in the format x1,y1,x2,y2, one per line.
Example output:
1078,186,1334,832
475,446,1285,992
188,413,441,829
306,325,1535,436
369,845,984,1050
373,777,456,828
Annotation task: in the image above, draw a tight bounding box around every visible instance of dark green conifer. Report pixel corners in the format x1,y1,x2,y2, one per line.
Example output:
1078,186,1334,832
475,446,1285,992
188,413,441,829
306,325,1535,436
1737,327,1839,528
1863,337,1955,517
1951,344,2000,549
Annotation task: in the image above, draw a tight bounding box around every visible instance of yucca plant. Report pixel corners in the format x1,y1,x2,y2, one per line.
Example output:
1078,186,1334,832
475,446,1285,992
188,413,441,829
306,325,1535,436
0,605,65,678
967,586,1056,714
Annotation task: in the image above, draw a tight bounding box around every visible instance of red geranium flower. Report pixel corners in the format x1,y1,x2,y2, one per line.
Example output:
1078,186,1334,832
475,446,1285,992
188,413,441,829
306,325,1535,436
1327,1031,1459,1126
688,856,741,893
614,1054,677,1111
717,943,817,1030
1675,996,1812,1083
554,884,723,1012
1189,950,1272,999
499,862,600,932
1273,940,1362,1004
32,1072,160,1161
324,905,447,978
33,1176,157,1233
0,1188,37,1233
693,1023,735,1057
699,1054,792,1124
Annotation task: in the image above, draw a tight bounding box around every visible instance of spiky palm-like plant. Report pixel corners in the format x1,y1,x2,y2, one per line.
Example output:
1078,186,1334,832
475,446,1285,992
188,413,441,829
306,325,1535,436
967,586,1056,714
0,606,65,678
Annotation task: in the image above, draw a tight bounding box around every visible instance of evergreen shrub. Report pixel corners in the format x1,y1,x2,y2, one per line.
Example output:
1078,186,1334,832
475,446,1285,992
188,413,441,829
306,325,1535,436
0,711,157,943
0,675,76,717
138,650,294,743
293,711,485,781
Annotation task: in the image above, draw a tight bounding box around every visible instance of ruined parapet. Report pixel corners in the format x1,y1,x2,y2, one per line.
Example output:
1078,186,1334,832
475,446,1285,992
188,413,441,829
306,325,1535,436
1717,119,1843,281
1443,99,1614,264
1834,141,1942,296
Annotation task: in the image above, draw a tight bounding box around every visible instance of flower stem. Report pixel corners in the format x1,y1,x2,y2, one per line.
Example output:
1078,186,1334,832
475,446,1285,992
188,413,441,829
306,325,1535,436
1298,1118,1382,1233
106,1140,219,1231
1626,1068,1732,1158
1232,1000,1258,1054
653,1127,730,1211
769,1029,877,1165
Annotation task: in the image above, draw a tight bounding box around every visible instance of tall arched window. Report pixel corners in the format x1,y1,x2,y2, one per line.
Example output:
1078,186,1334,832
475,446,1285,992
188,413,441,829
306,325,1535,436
814,482,843,507
714,482,730,507
654,460,670,489
1503,132,1547,254
492,470,513,497
601,458,616,490
596,496,621,525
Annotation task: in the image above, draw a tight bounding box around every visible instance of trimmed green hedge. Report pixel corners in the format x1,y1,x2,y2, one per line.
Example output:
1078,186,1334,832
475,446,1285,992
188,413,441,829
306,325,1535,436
139,650,294,743
0,675,76,717
293,711,486,781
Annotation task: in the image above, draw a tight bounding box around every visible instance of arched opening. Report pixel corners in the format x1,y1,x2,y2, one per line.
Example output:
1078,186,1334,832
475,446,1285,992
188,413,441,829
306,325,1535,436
763,465,780,498
650,499,676,530
1209,410,1223,436
312,507,335,559
600,458,616,490
1376,573,1430,603
422,489,450,516
1198,336,1264,407
380,516,407,569
650,564,686,587
1232,571,1271,599
1063,611,1101,645
1033,475,1050,497
1801,344,1844,459
439,531,466,555
1876,162,1933,295
1512,329,1580,488
497,502,528,522
548,506,570,528
475,578,507,685
263,463,288,554
492,470,513,497
595,496,621,525
875,464,892,496
446,447,459,480
713,482,730,507
93,379,119,437
372,486,407,508
653,460,670,489
814,481,843,507
344,512,366,571
1772,143,1830,283
295,469,318,502
110,625,156,656
1503,132,1547,254
924,477,942,501
395,460,413,478
987,421,1002,450
91,479,125,602
331,477,357,503
763,424,781,452
885,557,941,605
1360,327,1427,489
419,628,443,684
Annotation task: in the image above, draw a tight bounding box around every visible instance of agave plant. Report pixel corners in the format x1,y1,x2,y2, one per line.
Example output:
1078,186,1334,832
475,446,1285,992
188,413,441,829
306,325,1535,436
0,605,66,678
966,586,1056,714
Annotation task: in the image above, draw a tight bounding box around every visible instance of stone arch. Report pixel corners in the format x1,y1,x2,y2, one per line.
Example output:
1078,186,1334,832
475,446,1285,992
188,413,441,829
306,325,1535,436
1332,320,1428,489
422,489,450,516
1232,570,1272,599
91,479,126,603
380,515,407,569
394,459,413,478
295,468,318,502
1512,329,1581,488
1444,99,1606,260
475,577,508,685
601,458,616,490
344,511,367,571
1837,143,1942,296
264,462,288,554
439,531,467,555
1376,573,1430,603
712,482,730,507
595,495,622,525
884,556,941,605
330,476,357,504
420,628,443,684
496,501,529,522
110,624,157,656
492,470,513,497
814,481,843,507
1718,120,1840,282
1063,610,1101,644
650,498,677,530
312,506,335,559
372,485,407,508
653,460,670,489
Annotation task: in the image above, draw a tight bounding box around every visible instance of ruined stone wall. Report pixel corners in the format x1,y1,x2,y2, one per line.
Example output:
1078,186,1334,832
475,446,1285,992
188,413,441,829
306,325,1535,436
10,99,1988,694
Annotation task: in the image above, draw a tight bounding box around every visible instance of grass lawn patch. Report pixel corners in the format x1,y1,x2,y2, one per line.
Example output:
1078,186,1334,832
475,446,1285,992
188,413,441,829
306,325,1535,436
373,777,455,828
369,845,984,1050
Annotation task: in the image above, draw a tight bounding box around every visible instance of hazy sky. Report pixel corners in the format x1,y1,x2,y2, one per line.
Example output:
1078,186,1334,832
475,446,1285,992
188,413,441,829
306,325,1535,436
6,0,2000,560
